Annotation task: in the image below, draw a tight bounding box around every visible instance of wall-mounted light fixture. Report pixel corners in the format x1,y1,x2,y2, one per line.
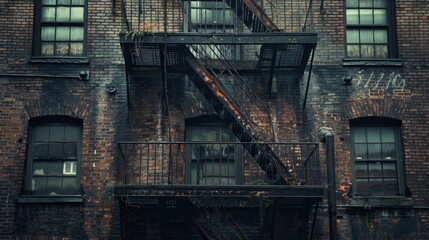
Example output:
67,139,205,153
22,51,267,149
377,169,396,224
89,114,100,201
79,71,89,81
342,75,353,85
106,84,116,94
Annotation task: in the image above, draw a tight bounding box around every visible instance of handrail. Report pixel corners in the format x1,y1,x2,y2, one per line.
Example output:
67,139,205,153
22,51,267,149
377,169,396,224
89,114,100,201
117,141,320,186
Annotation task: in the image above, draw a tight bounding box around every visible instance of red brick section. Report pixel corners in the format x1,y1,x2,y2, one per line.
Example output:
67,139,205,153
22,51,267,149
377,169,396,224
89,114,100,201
0,0,429,239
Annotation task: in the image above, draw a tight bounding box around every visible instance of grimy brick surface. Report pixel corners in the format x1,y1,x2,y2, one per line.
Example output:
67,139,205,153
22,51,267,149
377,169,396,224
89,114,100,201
0,0,428,239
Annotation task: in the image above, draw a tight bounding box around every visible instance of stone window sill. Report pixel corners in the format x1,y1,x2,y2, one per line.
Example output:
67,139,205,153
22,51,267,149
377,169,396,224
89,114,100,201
17,195,84,204
349,196,413,208
342,58,403,67
29,57,90,64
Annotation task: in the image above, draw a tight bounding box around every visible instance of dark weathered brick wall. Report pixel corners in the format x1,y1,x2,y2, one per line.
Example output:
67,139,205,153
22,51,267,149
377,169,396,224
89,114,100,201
0,0,126,238
1,0,428,239
308,0,429,239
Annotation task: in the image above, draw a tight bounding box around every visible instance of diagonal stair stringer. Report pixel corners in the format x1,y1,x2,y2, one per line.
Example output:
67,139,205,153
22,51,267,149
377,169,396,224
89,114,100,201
183,50,300,185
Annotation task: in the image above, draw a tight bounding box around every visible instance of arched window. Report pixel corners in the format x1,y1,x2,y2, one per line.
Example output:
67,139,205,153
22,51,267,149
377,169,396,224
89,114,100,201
22,116,83,200
185,116,242,185
350,117,404,196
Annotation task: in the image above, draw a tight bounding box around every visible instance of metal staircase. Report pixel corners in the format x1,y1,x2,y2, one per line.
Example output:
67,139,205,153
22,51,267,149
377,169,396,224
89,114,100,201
225,0,280,32
189,197,249,240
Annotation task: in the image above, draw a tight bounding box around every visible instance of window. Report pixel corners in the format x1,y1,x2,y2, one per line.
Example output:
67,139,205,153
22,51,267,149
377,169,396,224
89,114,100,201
344,0,397,58
184,0,240,60
23,116,82,196
186,116,242,185
33,0,87,57
350,117,404,197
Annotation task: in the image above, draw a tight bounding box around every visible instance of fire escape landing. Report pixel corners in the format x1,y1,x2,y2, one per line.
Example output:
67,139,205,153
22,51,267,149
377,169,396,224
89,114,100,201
117,0,322,238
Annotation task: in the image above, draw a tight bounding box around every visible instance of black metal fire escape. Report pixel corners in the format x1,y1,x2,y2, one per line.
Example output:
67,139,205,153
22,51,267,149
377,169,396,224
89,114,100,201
121,0,316,185
119,0,319,238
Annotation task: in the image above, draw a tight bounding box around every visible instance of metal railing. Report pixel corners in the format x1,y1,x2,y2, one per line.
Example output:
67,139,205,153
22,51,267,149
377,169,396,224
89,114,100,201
120,0,314,33
117,141,320,185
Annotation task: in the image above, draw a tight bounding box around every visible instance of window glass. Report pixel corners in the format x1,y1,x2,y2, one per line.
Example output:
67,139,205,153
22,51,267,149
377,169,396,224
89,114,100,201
36,1,86,57
344,0,393,58
186,118,240,185
351,118,402,196
56,7,70,21
42,7,56,21
71,7,84,21
25,118,82,196
374,9,387,24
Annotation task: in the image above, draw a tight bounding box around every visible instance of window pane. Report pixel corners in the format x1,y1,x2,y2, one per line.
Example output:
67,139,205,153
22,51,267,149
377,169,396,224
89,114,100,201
374,30,388,43
375,45,388,58
35,126,50,141
361,45,374,57
72,0,85,5
369,179,383,194
62,177,77,194
42,7,56,21
346,30,360,43
359,9,374,24
41,43,55,56
57,7,71,22
56,27,70,41
48,161,63,176
41,27,55,41
43,0,56,5
382,143,396,159
373,0,386,8
46,177,62,194
383,162,397,177
32,177,47,194
50,126,65,141
58,0,71,5
347,45,360,57
346,0,359,7
56,42,70,55
206,127,219,141
70,7,84,22
381,127,395,141
374,9,387,24
353,128,366,142
70,42,84,56
34,143,49,159
354,143,367,159
70,27,84,40
367,128,381,142
49,143,64,159
355,162,368,178
360,29,374,43
346,9,359,24
64,126,78,141
360,0,373,8
356,179,369,195
384,179,398,195
368,162,382,177
368,143,382,159
33,161,48,176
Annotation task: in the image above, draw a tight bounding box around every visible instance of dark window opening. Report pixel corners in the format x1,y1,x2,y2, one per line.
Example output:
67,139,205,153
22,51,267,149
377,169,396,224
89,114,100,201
350,117,404,197
24,116,82,196
185,116,242,185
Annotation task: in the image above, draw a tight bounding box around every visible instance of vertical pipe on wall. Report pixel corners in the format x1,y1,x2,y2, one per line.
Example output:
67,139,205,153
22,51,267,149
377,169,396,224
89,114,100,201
325,133,338,240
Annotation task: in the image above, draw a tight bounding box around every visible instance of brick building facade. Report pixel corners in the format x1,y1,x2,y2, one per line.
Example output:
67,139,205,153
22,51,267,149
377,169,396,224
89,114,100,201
0,0,428,239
